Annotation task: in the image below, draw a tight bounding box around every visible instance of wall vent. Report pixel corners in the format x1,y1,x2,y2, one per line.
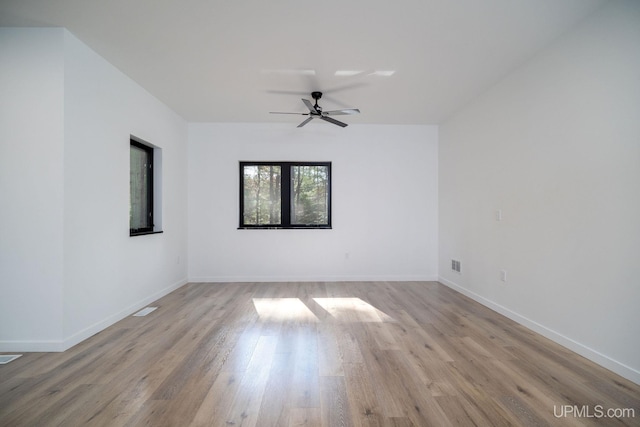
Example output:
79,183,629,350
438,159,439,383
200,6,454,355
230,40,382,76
133,306,158,317
0,354,22,364
451,259,461,273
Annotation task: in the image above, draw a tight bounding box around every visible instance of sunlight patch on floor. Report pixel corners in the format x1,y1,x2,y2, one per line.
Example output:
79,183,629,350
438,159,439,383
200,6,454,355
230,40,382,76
252,298,319,322
313,298,394,322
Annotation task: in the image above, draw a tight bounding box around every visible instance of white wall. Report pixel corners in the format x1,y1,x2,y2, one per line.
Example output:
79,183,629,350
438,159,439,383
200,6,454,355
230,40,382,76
439,0,640,383
61,31,188,348
188,123,438,282
0,28,65,346
0,28,189,351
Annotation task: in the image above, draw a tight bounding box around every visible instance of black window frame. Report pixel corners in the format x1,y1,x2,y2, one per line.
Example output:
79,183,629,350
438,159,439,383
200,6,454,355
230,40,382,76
130,139,154,236
239,161,332,229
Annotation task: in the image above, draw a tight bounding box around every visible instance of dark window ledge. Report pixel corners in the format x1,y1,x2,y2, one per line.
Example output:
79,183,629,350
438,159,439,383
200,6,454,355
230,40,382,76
237,227,331,230
130,230,164,237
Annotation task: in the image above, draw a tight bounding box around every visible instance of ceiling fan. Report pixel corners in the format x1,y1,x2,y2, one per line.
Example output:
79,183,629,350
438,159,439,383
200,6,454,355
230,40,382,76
270,91,360,128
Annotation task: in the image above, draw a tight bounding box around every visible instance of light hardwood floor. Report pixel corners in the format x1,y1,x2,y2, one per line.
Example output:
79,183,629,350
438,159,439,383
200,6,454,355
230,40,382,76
1,281,638,426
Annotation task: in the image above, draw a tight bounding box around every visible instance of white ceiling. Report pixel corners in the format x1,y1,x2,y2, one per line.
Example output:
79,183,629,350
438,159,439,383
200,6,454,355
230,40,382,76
1,0,605,125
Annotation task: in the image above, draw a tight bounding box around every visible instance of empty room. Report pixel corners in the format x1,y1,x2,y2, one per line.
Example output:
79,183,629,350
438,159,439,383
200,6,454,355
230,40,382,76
1,0,639,425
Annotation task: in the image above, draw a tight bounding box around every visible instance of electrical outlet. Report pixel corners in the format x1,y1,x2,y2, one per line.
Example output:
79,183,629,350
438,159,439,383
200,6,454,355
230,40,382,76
500,270,507,282
452,259,461,273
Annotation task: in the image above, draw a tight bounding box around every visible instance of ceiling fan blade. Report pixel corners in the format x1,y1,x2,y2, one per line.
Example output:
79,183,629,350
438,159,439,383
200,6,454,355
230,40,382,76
322,82,368,95
320,116,348,128
302,98,318,113
266,89,310,96
297,117,315,128
323,108,360,116
270,112,310,115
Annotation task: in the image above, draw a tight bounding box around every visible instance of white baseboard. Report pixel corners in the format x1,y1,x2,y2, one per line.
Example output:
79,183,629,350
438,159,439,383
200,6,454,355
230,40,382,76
61,278,187,351
0,278,187,353
438,276,640,386
188,275,439,283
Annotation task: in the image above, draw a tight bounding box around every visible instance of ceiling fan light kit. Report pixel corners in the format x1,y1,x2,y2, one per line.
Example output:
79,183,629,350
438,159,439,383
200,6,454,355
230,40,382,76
270,91,360,128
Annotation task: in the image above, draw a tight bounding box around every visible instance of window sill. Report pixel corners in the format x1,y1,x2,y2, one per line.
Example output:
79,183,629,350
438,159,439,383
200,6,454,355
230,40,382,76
130,230,164,237
238,226,332,230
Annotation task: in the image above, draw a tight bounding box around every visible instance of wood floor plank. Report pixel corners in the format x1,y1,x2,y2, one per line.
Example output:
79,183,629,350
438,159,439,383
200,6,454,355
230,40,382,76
434,395,496,427
384,417,414,427
343,362,384,427
335,325,365,365
365,322,400,351
224,334,279,427
290,324,321,408
349,330,406,418
445,360,531,426
320,376,353,427
1,281,638,426
190,371,242,427
289,407,322,427
317,322,344,377
374,349,454,427
256,349,296,427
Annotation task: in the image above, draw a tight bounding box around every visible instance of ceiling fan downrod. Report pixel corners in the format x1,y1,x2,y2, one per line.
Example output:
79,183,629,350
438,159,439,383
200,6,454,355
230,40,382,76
311,91,322,112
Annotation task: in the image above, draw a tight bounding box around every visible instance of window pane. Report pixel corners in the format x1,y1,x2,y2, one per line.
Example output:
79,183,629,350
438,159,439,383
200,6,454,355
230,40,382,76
243,165,281,225
291,165,329,225
130,144,151,231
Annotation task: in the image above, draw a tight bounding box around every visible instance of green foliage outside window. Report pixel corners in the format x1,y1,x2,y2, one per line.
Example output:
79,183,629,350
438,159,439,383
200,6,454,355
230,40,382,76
240,162,331,229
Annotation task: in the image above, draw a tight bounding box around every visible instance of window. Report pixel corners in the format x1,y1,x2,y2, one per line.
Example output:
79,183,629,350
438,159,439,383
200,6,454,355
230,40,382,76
239,162,331,229
130,139,155,235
